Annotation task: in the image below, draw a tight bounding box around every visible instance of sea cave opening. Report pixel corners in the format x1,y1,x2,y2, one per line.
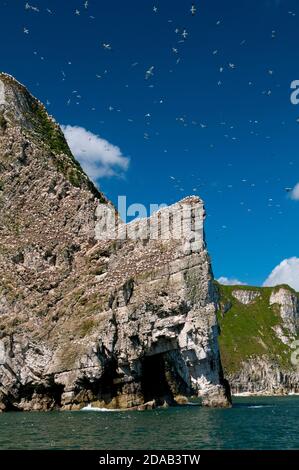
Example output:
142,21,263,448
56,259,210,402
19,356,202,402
141,352,181,406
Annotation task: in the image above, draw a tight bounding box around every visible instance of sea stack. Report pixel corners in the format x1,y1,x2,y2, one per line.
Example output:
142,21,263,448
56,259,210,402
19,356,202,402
0,73,231,411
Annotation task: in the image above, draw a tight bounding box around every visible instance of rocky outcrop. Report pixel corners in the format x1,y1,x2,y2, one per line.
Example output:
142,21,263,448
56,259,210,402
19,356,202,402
218,284,299,395
0,73,230,411
227,357,299,396
232,290,260,305
269,288,299,336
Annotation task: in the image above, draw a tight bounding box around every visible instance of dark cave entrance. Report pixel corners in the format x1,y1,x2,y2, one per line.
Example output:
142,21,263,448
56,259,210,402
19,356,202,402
141,353,176,405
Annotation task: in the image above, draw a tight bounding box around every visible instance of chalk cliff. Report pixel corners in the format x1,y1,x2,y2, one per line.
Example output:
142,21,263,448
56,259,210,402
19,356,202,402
0,73,230,411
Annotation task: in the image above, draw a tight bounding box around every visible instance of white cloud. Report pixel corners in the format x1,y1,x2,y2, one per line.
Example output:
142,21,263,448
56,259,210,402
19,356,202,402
217,276,247,286
61,125,129,181
263,257,299,291
290,183,299,201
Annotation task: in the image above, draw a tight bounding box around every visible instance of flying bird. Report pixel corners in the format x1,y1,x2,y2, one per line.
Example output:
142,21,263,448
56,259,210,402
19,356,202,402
145,66,154,80
190,4,197,15
25,3,39,12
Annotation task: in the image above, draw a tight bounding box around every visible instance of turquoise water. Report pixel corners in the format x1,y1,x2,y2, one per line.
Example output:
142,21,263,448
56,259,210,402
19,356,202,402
0,397,298,450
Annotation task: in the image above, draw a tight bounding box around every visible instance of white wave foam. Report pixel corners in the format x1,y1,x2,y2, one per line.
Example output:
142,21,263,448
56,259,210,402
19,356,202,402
81,404,118,412
247,405,271,409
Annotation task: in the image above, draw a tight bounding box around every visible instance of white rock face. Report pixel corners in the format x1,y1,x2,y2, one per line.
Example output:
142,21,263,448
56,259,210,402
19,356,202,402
51,197,229,410
0,79,5,105
232,290,261,305
270,288,299,335
0,74,32,125
228,357,299,395
0,73,58,130
271,325,293,346
0,340,6,364
0,197,230,411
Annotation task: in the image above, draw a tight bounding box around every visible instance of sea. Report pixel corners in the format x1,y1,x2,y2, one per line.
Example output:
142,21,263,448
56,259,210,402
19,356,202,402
0,396,298,450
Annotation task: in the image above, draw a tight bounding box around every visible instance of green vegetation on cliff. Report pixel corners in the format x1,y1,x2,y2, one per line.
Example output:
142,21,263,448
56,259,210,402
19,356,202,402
216,283,299,374
0,72,106,202
28,100,105,201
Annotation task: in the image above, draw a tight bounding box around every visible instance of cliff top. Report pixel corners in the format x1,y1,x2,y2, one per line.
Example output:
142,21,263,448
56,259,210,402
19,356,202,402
0,72,106,201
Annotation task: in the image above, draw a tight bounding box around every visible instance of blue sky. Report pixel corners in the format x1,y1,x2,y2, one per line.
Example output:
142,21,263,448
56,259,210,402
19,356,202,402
1,0,299,287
